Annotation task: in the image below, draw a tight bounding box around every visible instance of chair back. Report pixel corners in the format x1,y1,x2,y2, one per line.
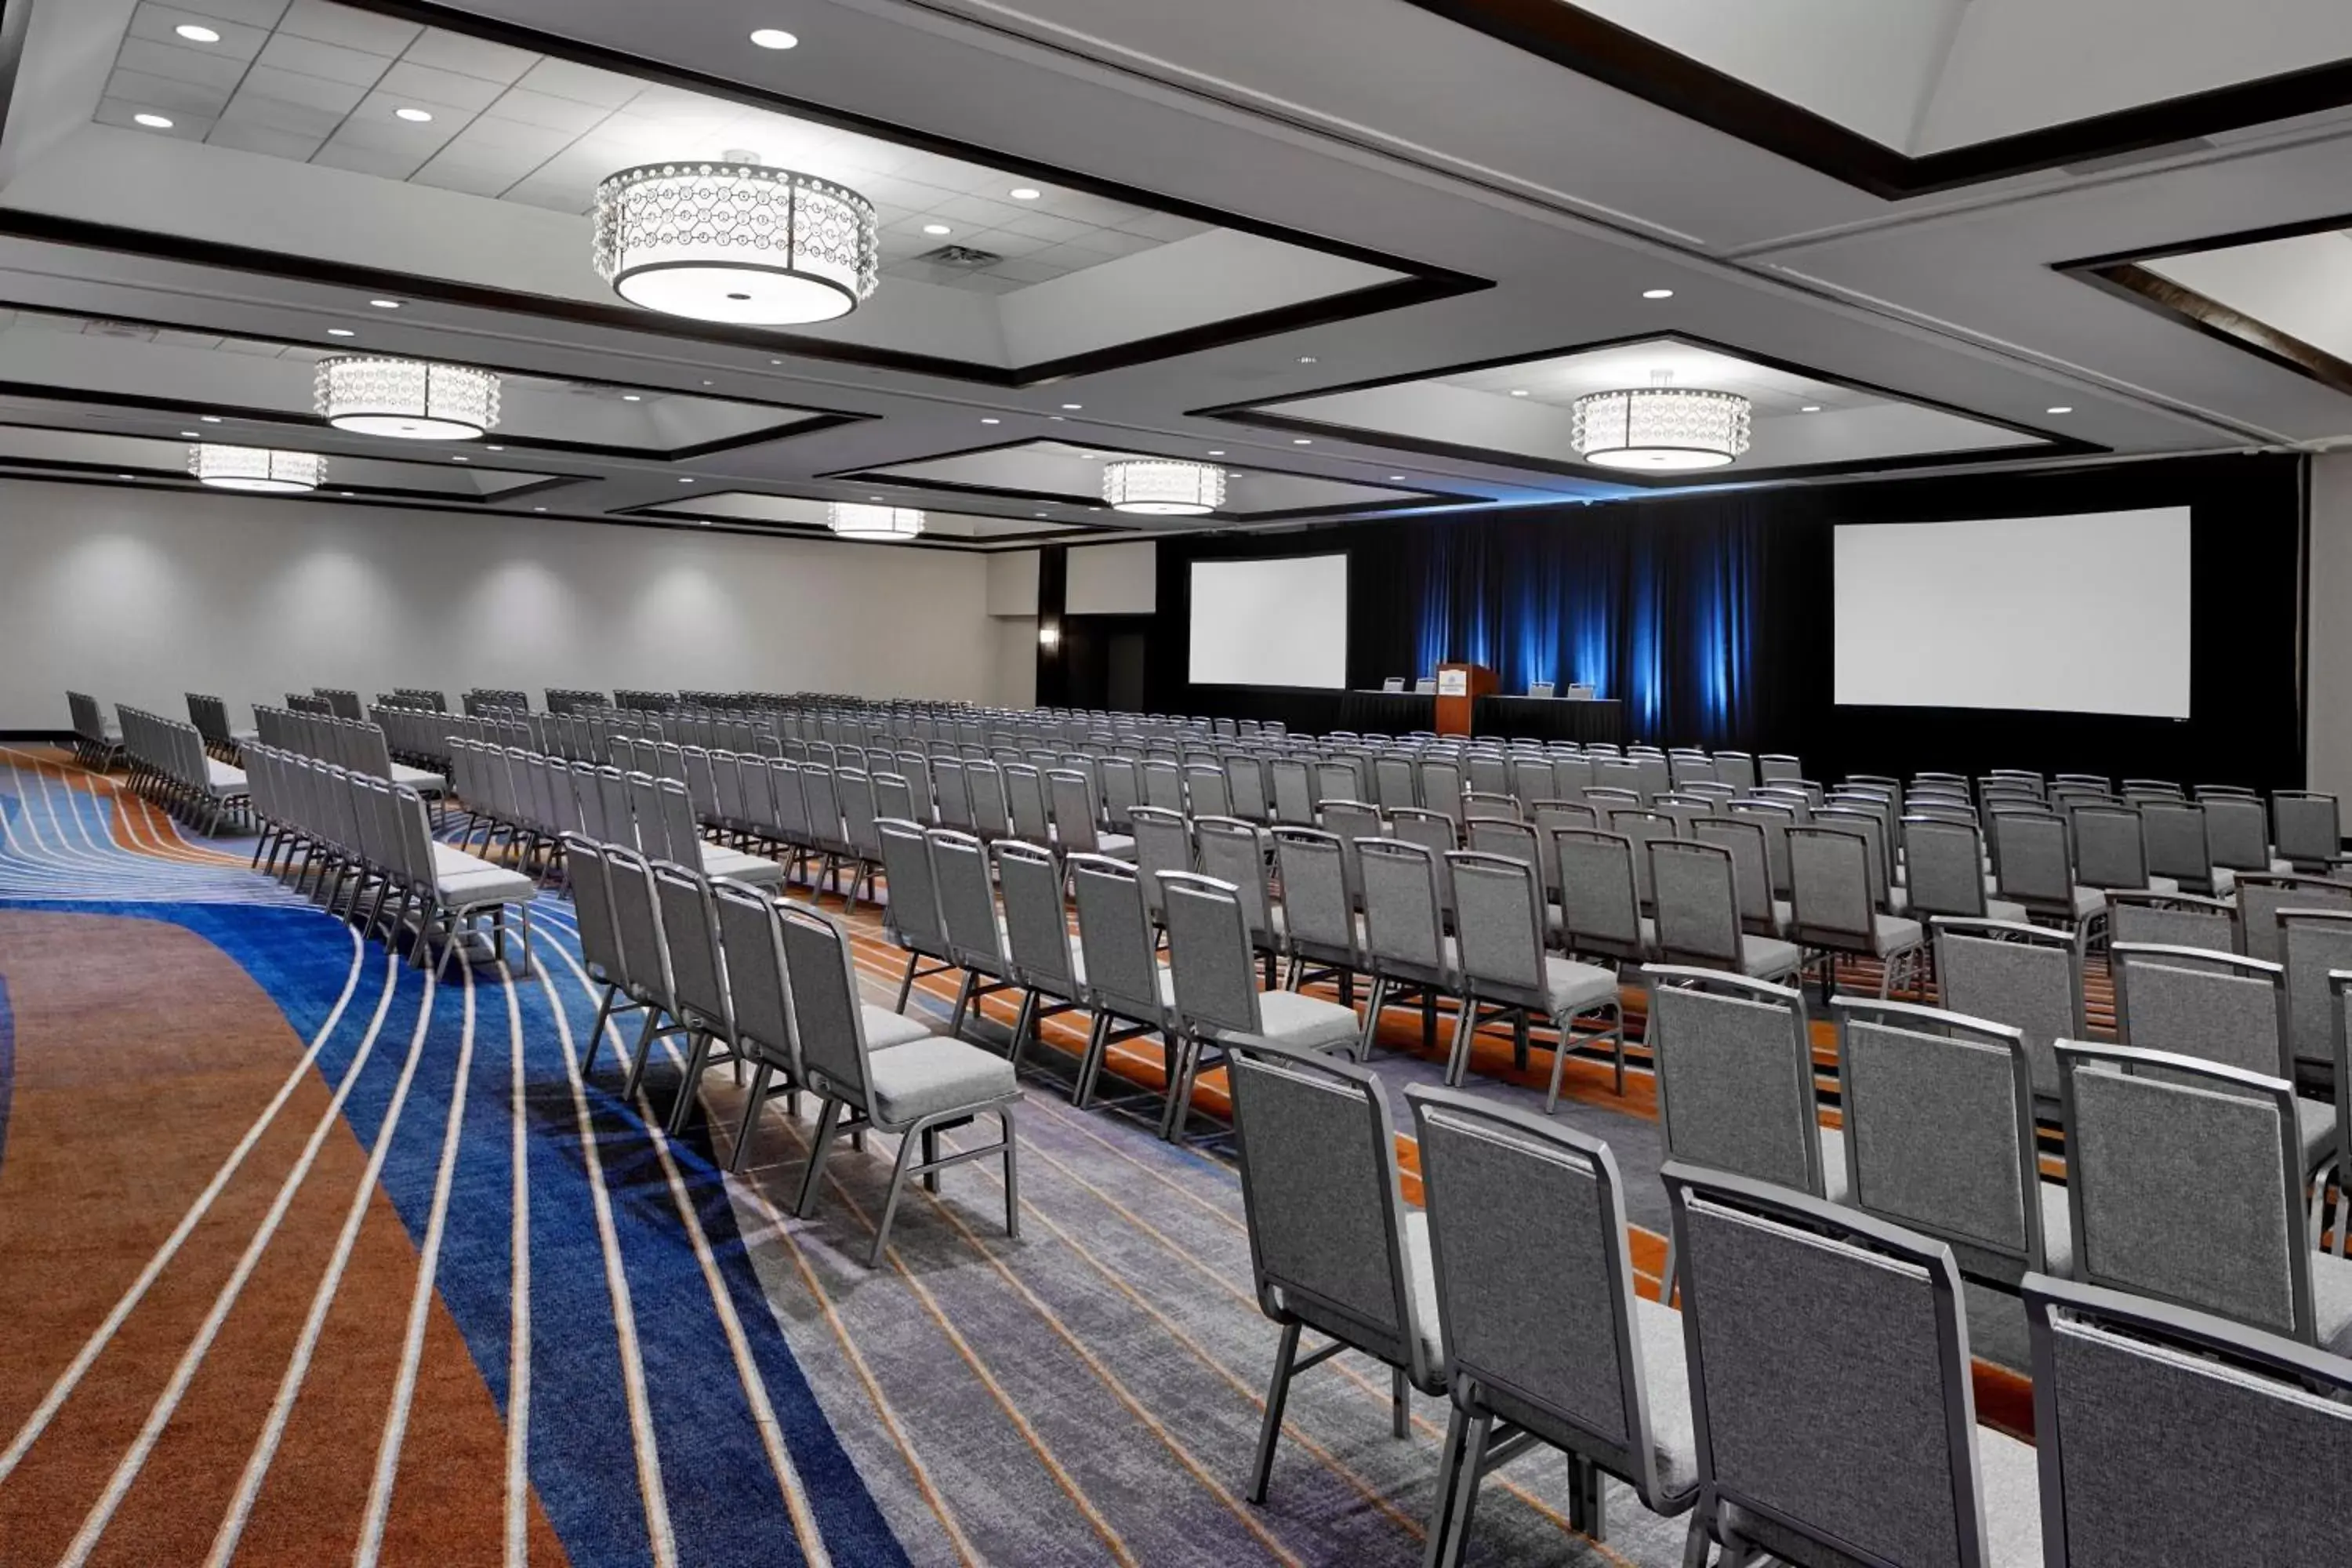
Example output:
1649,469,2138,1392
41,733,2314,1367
2237,872,2352,964
1555,828,1645,963
1066,853,1165,1024
2057,1041,2316,1343
1991,810,2074,912
603,844,676,1011
1788,823,1876,946
2024,1274,2352,1568
1267,757,1316,826
1195,816,1277,950
2140,799,2216,892
1160,871,1264,1036
1644,968,1824,1195
1649,838,1745,971
2073,805,2151,890
2272,791,2339,869
2109,943,2287,1078
1834,999,2047,1283
1663,1165,1997,1568
561,834,629,988
1408,1086,1680,1506
778,902,876,1115
996,840,1080,997
1448,850,1548,996
876,819,949,959
710,879,794,1072
1355,837,1449,978
1902,818,1991,922
1127,805,1192,924
652,859,731,1030
1930,918,2078,1106
930,829,1007,975
1229,1042,1429,1385
2201,794,2270,872
1270,828,1355,964
2104,890,2237,953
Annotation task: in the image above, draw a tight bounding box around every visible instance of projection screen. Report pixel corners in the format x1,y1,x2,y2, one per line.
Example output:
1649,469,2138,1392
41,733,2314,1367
1188,554,1349,688
1832,507,2192,718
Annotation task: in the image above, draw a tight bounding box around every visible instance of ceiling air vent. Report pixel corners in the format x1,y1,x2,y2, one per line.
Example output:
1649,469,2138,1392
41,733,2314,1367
916,244,1004,268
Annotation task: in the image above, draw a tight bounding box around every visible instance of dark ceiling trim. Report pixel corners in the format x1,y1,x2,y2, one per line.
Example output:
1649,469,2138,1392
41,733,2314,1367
1191,328,2100,488
0,366,862,463
2,0,1486,388
0,448,573,505
2068,263,2352,400
824,436,1484,522
0,465,1017,550
1400,0,2352,198
617,490,1117,547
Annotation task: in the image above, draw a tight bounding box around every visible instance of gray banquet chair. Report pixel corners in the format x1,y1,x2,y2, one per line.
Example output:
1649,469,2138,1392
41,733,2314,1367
1228,1041,1442,1506
993,839,1090,1081
1788,822,1926,997
783,901,1021,1269
1409,1086,1704,1568
1647,838,1802,983
1063,854,1176,1111
1446,849,1625,1104
1355,837,1459,1064
1932,917,2082,1119
1664,1165,2042,1568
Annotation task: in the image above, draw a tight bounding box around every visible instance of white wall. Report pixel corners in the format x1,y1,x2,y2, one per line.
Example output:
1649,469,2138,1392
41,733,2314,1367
0,479,1003,730
1065,540,1157,615
2310,455,2352,800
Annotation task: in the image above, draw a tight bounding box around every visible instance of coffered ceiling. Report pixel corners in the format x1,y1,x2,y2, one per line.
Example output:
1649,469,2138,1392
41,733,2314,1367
5,0,2352,550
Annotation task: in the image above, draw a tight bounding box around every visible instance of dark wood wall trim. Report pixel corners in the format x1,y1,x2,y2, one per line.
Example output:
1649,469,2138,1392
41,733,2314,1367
1402,0,2352,198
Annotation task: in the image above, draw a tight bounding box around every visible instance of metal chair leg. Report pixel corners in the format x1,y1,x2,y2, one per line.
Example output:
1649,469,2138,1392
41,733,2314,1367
795,1099,844,1218
728,1062,774,1173
1247,1322,1301,1504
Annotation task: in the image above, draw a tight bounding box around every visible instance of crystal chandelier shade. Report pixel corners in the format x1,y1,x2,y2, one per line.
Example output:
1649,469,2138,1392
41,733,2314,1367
315,356,500,440
188,444,325,493
1570,378,1752,471
593,157,879,325
827,503,924,541
1102,458,1225,515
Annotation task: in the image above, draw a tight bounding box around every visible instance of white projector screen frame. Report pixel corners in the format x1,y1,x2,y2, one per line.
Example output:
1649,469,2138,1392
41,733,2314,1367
1832,507,2192,718
1188,554,1350,688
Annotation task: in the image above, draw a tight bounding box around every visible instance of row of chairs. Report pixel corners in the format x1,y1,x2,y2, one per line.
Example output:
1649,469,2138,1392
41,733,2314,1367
1230,1038,2350,1567
114,705,247,832
561,835,1020,1267
241,743,536,973
251,706,448,801
64,690,121,769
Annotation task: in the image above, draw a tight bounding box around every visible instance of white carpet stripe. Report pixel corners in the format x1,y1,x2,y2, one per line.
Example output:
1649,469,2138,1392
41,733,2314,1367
533,918,830,1568
0,931,373,1486
355,962,480,1566
54,964,430,1566
199,964,452,1566
504,961,533,1568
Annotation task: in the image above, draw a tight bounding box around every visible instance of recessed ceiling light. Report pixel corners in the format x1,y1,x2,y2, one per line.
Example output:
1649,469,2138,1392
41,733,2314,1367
1207,449,1225,456
180,430,199,438
981,416,1000,424
679,477,695,483
175,24,221,42
1509,389,1530,397
200,415,220,423
750,27,799,49
868,495,884,502
923,223,951,235
1293,438,1312,445
1642,288,1675,299
621,393,642,401
394,107,433,122
133,113,173,129
1047,415,1065,421
339,491,354,497
327,328,354,337
368,298,400,309
1800,405,1822,413
486,445,504,452
1298,355,1317,364
1388,474,1406,481
1061,402,1082,409
452,455,469,462
1010,187,1042,201
534,506,546,512
2046,405,2073,414
117,473,133,480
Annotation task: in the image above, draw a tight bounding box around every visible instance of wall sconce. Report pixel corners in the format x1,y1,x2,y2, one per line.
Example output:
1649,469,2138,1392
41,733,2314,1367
1038,622,1062,648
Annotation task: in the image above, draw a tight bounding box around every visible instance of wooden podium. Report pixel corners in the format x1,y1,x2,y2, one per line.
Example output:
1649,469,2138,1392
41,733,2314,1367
1433,662,1496,736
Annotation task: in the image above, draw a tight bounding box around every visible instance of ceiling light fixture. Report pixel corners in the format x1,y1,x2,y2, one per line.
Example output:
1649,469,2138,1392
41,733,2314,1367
316,355,501,439
1103,458,1225,516
981,416,1000,424
1509,389,1530,397
1572,372,1751,470
176,24,221,42
1010,187,1041,201
368,298,401,309
2046,405,2073,414
1061,402,1082,409
750,27,799,48
200,414,220,423
1293,438,1312,445
189,444,324,493
923,223,951,235
133,113,173,129
621,393,642,401
1642,289,1675,299
1207,449,1225,456
593,149,877,325
1801,405,1822,412
1298,356,1317,364
327,328,354,337
394,107,433,122
828,502,924,542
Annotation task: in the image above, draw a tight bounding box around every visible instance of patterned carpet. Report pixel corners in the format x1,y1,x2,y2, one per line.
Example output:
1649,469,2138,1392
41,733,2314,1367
0,745,2044,1566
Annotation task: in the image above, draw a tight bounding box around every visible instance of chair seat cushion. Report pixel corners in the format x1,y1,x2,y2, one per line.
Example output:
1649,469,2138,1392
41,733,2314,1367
2209,866,2238,898
1400,1210,1445,1377
2297,1096,2337,1178
437,866,537,906
391,764,446,793
1094,833,1136,858
1819,1126,1849,1203
1724,1425,2041,1568
1872,914,1924,956
1250,989,1362,1052
204,758,248,793
865,1035,1020,1125
1770,899,1795,937
2313,1251,2352,1358
2071,885,2107,920
702,845,786,887
2040,1181,2074,1276
863,1005,935,1051
432,842,488,879
1738,935,1803,980
1986,897,2033,925
1632,1295,1699,1501
1541,956,1620,1017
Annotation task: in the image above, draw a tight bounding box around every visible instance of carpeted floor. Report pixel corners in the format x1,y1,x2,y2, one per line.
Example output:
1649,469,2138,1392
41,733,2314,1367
0,745,2055,1565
